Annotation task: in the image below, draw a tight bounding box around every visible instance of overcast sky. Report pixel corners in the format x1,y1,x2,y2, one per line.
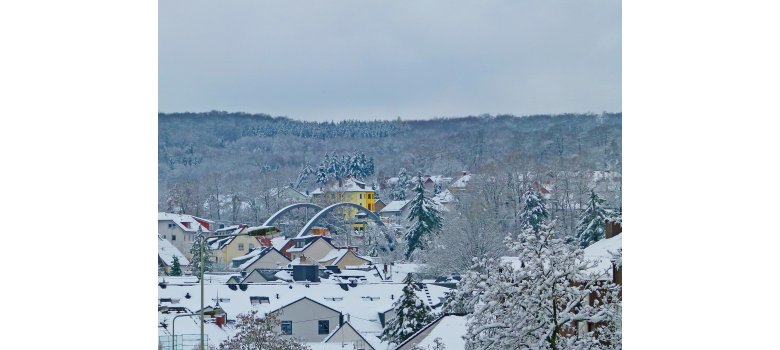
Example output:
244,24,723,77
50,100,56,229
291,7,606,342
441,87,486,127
159,0,621,121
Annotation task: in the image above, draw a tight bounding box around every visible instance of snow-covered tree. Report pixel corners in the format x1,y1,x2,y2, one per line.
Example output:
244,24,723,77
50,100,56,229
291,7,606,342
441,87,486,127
423,201,507,276
576,190,609,247
433,181,443,195
392,168,410,201
315,163,328,186
404,171,443,259
381,274,436,345
189,231,213,274
455,224,620,350
519,186,549,234
218,311,310,350
170,256,182,276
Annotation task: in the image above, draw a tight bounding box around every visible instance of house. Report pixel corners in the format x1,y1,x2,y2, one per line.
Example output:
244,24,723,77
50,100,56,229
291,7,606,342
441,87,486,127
373,199,387,213
323,320,377,350
394,315,467,350
158,212,214,259
379,200,411,226
448,171,473,194
271,297,343,342
159,281,454,348
240,269,280,284
583,219,622,285
286,235,338,262
311,177,376,224
207,226,264,269
233,247,291,272
431,189,456,212
158,235,190,274
318,249,372,270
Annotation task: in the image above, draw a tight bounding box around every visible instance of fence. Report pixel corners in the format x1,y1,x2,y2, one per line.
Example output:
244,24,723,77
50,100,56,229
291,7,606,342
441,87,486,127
159,334,209,350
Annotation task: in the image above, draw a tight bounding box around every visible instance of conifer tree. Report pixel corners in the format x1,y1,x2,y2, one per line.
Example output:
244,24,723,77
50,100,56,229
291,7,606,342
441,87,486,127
392,168,410,201
380,274,435,345
315,163,328,186
519,186,549,234
404,171,442,259
189,231,213,274
577,189,609,247
170,256,182,276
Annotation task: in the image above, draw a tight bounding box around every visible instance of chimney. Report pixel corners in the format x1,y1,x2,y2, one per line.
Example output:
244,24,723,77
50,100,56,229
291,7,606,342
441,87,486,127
605,220,622,239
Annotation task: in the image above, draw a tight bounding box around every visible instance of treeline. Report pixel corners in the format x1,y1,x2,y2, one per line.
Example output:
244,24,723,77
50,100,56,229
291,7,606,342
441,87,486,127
158,111,621,225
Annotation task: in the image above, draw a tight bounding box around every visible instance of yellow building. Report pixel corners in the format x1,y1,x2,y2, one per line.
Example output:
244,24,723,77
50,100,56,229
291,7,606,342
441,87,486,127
312,177,375,229
207,226,261,269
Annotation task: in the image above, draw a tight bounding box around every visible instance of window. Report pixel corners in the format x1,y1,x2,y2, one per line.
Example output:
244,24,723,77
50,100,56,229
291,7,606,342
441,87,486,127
359,194,363,199
318,320,329,335
250,296,270,306
281,321,292,335
171,235,176,241
248,244,255,250
295,241,304,248
368,194,372,199
168,223,174,228
238,243,245,251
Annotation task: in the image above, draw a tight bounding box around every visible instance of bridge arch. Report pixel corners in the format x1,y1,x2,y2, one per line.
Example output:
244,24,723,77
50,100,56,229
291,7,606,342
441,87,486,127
296,202,385,237
262,203,324,227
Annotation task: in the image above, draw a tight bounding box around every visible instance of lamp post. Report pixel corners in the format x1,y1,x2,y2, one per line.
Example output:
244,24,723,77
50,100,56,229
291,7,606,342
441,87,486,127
198,225,279,350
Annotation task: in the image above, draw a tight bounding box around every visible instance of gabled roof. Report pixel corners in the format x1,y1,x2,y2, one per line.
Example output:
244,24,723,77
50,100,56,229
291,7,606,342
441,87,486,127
272,296,342,316
287,235,336,253
236,247,290,271
394,315,467,350
325,177,374,193
379,200,411,213
158,212,212,232
158,235,190,266
322,321,375,349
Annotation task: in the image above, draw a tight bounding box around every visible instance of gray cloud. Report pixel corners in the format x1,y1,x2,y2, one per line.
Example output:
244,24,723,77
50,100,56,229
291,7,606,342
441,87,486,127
159,0,621,121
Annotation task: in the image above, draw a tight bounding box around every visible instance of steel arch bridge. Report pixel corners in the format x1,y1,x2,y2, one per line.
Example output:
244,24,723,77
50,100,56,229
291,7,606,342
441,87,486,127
262,203,324,227
295,202,385,238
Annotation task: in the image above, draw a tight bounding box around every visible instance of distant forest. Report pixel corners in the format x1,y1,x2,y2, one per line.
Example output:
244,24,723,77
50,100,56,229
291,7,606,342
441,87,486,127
159,111,621,232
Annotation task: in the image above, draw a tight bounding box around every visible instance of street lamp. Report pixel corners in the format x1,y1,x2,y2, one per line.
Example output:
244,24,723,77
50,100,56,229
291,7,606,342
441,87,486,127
198,225,279,350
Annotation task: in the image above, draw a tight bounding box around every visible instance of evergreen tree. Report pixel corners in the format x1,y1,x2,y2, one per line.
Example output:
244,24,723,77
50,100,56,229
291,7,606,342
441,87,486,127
392,168,410,201
577,189,609,247
519,186,549,234
404,171,443,259
315,163,328,186
170,256,182,276
380,274,435,345
433,182,442,195
189,231,213,274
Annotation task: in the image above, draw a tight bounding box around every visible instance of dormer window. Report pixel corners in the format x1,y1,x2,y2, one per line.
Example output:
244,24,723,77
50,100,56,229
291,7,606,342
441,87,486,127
250,296,270,305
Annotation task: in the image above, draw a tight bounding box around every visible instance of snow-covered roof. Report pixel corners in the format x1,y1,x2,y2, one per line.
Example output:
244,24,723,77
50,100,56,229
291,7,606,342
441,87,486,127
270,236,289,251
379,200,410,213
432,189,455,204
394,315,467,350
319,249,350,263
158,212,212,232
326,177,373,193
158,281,453,345
449,173,472,188
583,233,622,279
236,247,290,271
158,235,190,266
